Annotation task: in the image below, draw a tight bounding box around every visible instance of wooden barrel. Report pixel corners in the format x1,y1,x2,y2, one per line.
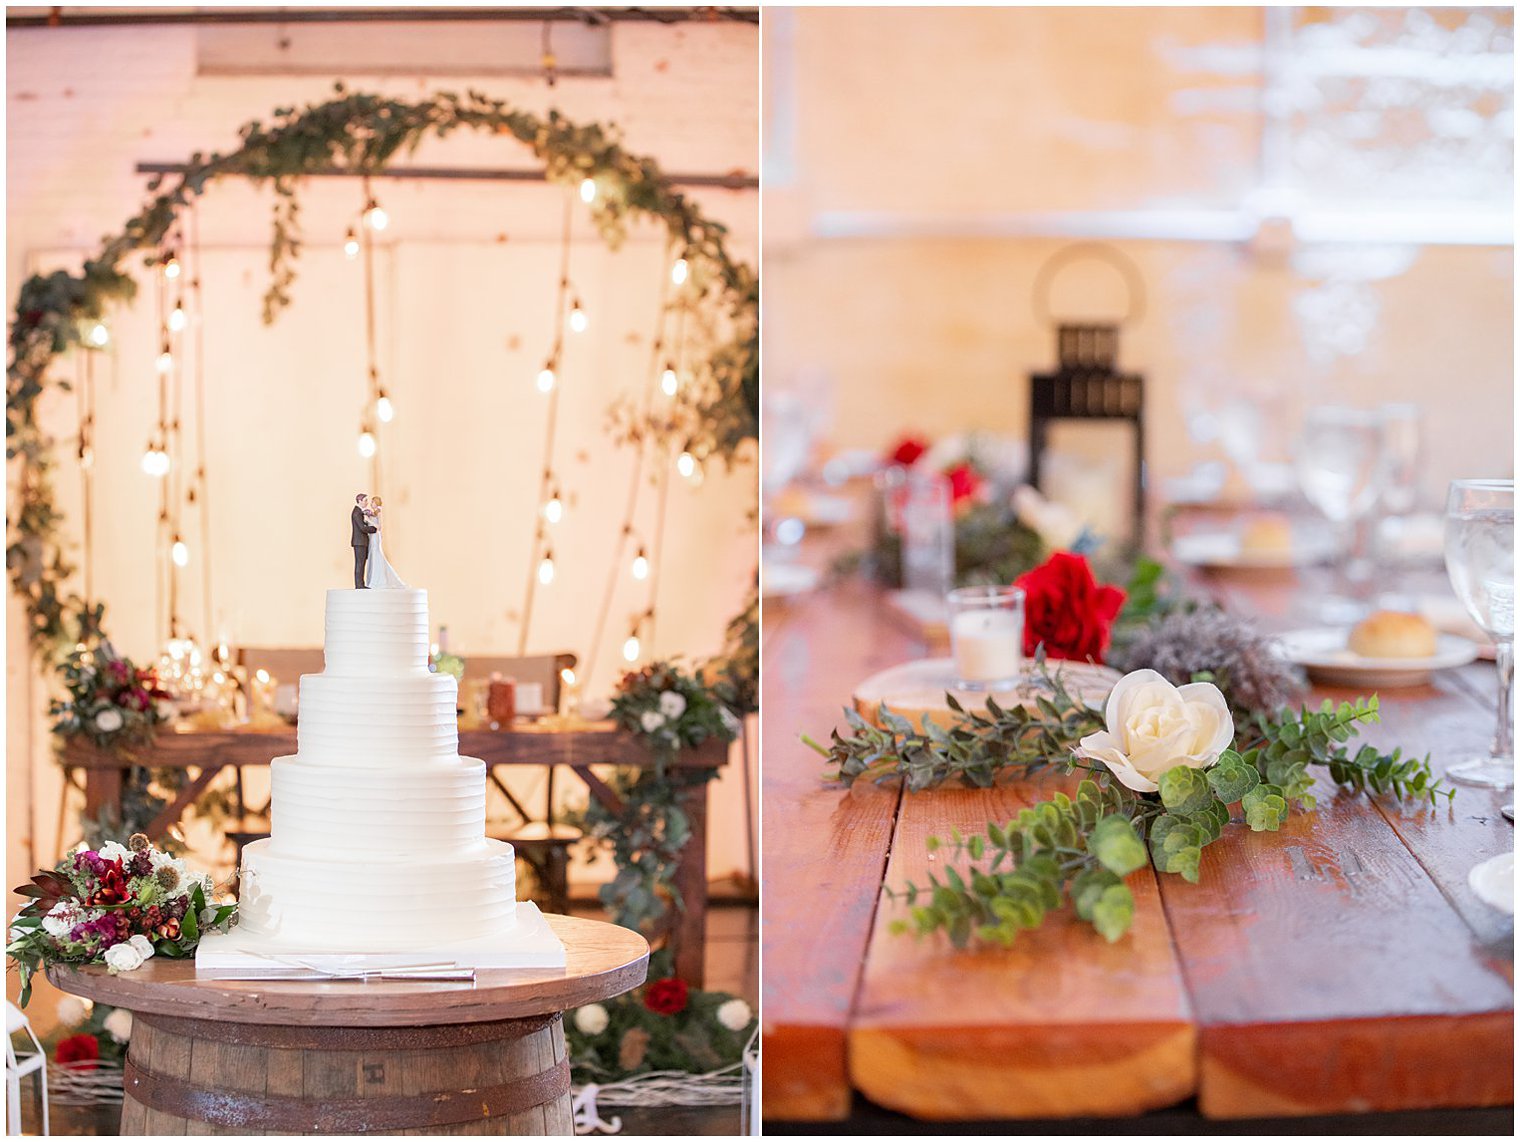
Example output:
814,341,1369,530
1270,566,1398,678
118,1011,574,1136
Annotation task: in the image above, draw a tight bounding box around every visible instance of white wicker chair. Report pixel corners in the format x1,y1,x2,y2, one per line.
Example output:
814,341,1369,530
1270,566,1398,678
5,1000,49,1136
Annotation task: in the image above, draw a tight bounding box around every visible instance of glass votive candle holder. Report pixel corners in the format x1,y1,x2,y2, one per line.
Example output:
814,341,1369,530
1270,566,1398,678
947,585,1025,690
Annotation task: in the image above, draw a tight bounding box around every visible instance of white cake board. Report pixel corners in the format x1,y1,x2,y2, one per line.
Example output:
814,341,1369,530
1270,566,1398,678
194,901,566,974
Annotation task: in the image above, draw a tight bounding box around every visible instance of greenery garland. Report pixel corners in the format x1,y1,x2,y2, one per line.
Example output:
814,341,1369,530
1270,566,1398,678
8,83,757,667
809,663,1450,948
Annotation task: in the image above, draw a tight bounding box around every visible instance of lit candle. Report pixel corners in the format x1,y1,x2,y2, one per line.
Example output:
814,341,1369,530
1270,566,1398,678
947,585,1025,690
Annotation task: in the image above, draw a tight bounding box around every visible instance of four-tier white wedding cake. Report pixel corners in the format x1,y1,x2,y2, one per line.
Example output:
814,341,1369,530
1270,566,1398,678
196,587,565,970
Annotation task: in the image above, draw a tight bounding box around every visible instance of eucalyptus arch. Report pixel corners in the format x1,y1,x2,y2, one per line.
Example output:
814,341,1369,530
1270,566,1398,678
8,84,758,665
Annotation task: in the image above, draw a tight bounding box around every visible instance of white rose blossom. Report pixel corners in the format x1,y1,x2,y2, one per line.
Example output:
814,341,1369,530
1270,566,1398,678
103,1008,134,1042
658,690,687,719
103,942,145,974
93,707,125,734
716,998,753,1031
573,1004,610,1035
639,710,666,734
1012,484,1087,551
127,933,156,961
718,707,742,736
42,899,83,938
1074,669,1234,794
98,840,132,864
55,996,88,1027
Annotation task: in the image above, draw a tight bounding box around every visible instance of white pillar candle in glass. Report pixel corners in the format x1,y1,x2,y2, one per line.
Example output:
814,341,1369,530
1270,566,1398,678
947,585,1025,690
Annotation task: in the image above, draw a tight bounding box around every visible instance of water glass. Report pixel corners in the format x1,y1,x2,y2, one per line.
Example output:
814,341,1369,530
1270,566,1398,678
947,585,1025,690
1443,478,1514,789
1293,406,1387,621
898,472,954,598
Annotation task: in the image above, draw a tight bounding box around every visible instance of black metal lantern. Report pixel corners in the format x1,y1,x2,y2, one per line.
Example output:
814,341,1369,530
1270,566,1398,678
1027,244,1147,548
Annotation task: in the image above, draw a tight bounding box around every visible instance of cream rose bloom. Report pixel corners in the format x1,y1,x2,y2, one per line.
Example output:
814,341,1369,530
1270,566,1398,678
103,1008,134,1042
716,998,752,1031
573,1004,610,1035
103,942,145,974
1074,669,1233,793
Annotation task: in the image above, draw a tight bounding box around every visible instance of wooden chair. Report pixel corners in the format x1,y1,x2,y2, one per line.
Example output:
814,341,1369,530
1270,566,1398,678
467,653,582,916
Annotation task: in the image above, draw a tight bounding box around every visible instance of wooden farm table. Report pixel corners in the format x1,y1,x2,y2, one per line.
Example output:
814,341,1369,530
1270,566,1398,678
48,914,647,1135
761,556,1514,1125
61,723,727,985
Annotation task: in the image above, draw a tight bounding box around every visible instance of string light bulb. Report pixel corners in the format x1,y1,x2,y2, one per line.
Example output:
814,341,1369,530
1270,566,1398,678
79,444,94,470
357,429,377,459
168,303,187,333
676,451,696,479
536,365,557,394
375,391,395,423
363,199,389,232
141,441,170,478
631,547,649,581
344,228,360,259
661,365,679,396
538,551,556,585
162,254,181,281
87,322,109,348
569,300,588,334
171,535,189,567
544,489,564,524
623,631,641,663
579,178,597,204
156,344,174,374
671,257,689,286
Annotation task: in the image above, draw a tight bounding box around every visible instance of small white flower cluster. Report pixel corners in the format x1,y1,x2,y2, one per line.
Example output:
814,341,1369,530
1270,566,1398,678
639,689,689,735
103,933,156,974
93,707,124,734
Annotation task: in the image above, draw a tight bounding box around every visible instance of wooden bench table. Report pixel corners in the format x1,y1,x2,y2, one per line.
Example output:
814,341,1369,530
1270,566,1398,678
47,914,647,1136
761,566,1514,1126
61,724,727,985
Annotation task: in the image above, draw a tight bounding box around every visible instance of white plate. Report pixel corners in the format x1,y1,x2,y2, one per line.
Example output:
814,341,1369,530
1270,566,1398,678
1171,531,1335,571
1277,627,1480,688
762,562,821,601
1468,851,1514,916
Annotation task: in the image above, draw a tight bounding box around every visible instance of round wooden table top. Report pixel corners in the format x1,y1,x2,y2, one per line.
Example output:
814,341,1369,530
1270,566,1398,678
46,913,648,1027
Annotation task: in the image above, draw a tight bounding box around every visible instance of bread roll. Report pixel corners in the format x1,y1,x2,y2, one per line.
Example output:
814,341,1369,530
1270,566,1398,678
1239,514,1294,556
1349,610,1438,659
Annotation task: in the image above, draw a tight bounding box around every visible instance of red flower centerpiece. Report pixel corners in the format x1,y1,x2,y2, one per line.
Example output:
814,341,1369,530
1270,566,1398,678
1014,552,1126,663
55,1033,100,1070
886,435,928,467
642,977,690,1016
945,462,983,507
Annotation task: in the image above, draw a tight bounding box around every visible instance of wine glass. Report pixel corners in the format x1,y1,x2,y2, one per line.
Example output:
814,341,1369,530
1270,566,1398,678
1375,403,1422,608
1293,406,1388,622
1443,479,1514,789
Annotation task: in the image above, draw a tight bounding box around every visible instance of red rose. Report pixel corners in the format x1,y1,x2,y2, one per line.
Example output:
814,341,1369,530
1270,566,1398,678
55,1034,100,1069
1014,552,1126,664
642,977,689,1016
945,463,983,507
887,435,928,467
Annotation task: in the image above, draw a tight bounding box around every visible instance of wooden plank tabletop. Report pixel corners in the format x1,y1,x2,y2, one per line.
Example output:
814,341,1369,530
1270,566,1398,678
762,519,1513,1123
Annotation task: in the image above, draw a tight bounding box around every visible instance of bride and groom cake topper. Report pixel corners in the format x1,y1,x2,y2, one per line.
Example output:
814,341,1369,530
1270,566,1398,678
350,492,407,590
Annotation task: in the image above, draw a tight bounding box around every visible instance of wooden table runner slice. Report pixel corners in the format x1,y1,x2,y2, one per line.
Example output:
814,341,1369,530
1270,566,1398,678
853,659,1119,730
1158,760,1512,1118
762,580,921,1122
850,776,1197,1120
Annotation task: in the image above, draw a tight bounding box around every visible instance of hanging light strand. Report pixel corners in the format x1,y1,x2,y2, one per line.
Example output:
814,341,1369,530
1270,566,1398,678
76,342,96,608
189,201,216,644
581,237,679,685
518,193,576,654
359,177,384,490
